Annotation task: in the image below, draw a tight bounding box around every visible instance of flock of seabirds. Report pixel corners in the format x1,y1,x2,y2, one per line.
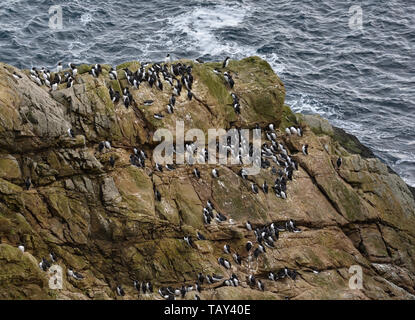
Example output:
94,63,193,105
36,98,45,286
13,54,344,299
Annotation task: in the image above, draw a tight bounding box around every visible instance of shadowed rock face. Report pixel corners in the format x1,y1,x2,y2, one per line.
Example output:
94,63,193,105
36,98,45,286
0,57,414,300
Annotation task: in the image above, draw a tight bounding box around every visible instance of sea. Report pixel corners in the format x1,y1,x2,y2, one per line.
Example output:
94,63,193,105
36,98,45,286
0,0,414,186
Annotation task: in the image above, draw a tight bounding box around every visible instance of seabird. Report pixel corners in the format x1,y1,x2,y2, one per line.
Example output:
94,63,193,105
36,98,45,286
69,63,77,77
240,168,248,179
193,167,201,179
262,181,268,194
165,163,175,171
290,127,298,135
222,57,230,68
184,236,194,247
212,168,219,178
116,285,125,296
165,54,171,64
18,245,25,253
98,141,105,152
109,156,115,167
167,104,174,114
206,200,214,210
39,258,50,271
169,95,176,106
12,72,22,80
144,100,154,106
302,144,309,155
224,244,231,254
109,68,118,80
24,177,31,190
133,280,140,292
251,183,259,194
198,273,205,284
67,77,74,88
246,241,253,252
248,275,256,286
218,257,231,269
233,253,242,265
49,252,57,263
246,221,253,231
57,62,63,73
257,280,265,291
154,113,164,120
197,231,206,240
67,128,74,138
337,157,342,168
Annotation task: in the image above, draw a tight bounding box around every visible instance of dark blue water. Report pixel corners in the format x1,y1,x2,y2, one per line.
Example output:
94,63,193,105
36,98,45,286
1,0,414,186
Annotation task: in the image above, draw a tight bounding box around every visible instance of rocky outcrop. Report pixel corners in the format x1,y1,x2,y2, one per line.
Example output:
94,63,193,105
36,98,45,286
0,57,414,300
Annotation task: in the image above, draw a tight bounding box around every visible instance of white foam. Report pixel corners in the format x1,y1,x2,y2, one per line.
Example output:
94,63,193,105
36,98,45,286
167,0,285,74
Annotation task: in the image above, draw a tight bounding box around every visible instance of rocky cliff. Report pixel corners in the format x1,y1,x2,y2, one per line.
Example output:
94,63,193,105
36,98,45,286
0,57,414,300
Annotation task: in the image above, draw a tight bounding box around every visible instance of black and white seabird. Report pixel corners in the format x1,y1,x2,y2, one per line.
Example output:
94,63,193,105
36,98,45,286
49,252,58,263
12,72,22,80
233,253,242,265
69,63,77,77
218,257,231,269
67,268,84,280
246,221,253,231
193,167,201,179
212,168,219,178
116,285,125,296
248,274,256,286
246,241,253,252
251,183,259,194
165,54,171,64
144,100,154,106
224,244,231,254
18,245,25,253
167,104,174,114
184,236,194,247
196,231,206,240
257,279,265,291
165,163,175,171
133,280,140,292
25,177,31,190
222,57,230,68
154,113,164,120
109,68,118,80
302,144,309,155
39,258,51,271
262,181,269,194
67,128,74,138
57,62,63,73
